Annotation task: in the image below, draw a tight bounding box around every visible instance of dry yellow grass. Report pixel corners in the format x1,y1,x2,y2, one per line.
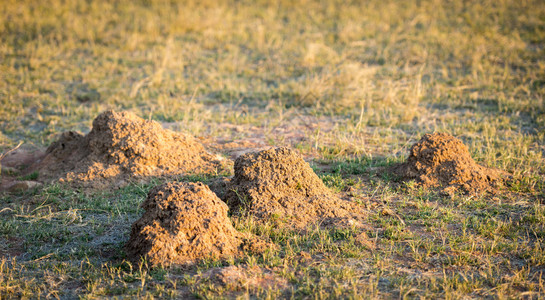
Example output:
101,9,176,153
0,0,544,298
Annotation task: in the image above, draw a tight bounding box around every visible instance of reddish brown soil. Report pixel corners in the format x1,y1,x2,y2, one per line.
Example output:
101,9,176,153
32,111,224,185
0,236,25,258
1,147,44,171
200,265,288,291
0,146,42,191
126,181,273,266
396,133,506,194
125,182,242,266
224,147,365,229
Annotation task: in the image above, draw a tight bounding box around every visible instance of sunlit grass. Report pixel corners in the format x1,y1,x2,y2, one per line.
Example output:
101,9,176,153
0,0,544,298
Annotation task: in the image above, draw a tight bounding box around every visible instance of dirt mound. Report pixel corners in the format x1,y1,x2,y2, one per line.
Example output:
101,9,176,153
225,147,363,229
397,133,505,194
125,182,242,266
33,111,222,184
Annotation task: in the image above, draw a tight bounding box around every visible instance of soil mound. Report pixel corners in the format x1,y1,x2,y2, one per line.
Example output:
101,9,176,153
225,147,362,229
397,133,504,194
34,111,222,184
125,182,242,266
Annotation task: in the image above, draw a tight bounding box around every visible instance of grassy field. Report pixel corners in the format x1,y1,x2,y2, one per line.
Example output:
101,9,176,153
1,0,544,298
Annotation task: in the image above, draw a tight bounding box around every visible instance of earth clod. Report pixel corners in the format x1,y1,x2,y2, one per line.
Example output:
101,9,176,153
33,110,223,185
396,133,506,194
125,182,242,267
225,147,364,229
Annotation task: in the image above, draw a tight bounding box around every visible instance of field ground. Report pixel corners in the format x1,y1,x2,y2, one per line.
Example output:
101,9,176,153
1,0,544,298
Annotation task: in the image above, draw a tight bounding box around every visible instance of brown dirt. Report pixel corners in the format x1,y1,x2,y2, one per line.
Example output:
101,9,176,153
1,147,45,171
396,133,506,194
224,147,365,229
200,265,289,292
125,181,243,267
32,111,224,185
0,146,45,193
0,236,25,258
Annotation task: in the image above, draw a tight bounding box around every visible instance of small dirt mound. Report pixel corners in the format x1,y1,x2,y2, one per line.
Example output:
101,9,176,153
125,182,242,266
34,111,223,184
397,133,505,194
225,147,362,229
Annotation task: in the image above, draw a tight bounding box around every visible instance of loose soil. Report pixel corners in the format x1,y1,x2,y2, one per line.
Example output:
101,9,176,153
125,181,242,266
31,111,224,185
396,133,506,194
200,265,289,292
126,181,273,266
224,147,364,229
0,146,45,192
